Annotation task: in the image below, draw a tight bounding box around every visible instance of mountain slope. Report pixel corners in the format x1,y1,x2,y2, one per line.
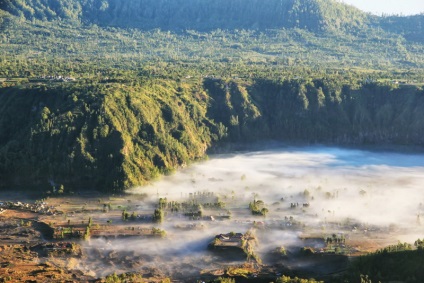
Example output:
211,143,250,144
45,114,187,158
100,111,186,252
0,0,371,32
379,14,424,43
2,0,422,44
1,77,424,192
0,80,216,191
1,0,424,192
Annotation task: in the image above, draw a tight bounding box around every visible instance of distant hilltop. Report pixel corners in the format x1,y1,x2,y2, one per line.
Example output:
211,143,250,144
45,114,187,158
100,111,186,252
1,0,423,41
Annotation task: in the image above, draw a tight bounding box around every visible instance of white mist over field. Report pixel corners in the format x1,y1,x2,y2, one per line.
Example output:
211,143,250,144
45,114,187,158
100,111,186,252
143,146,424,228
83,145,424,277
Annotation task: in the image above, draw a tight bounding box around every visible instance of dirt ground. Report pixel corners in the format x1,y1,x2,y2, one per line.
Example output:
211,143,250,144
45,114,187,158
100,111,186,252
0,245,97,282
0,192,404,282
0,193,177,282
0,211,96,282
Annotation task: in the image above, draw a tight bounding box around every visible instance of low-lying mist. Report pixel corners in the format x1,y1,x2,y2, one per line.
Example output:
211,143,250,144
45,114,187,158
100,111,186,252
82,145,424,278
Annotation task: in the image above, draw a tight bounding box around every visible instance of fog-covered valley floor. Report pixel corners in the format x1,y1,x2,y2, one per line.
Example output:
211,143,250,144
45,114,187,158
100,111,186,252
137,145,424,230
79,145,424,279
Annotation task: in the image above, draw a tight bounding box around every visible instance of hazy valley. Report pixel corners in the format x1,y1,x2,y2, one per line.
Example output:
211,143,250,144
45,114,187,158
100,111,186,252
1,0,424,282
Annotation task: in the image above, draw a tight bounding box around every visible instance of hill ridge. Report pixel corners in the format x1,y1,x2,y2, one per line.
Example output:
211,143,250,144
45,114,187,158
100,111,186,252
0,0,375,32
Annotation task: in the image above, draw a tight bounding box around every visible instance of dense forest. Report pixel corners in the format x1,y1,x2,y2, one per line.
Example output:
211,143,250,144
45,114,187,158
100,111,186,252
2,0,423,39
0,0,372,31
1,76,423,191
1,0,424,74
0,0,424,192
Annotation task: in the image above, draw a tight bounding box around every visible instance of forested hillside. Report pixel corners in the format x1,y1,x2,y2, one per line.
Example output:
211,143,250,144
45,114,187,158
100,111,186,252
1,0,424,192
0,79,217,191
0,0,367,32
1,0,423,37
1,77,423,192
1,0,423,73
379,15,424,43
207,78,424,144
